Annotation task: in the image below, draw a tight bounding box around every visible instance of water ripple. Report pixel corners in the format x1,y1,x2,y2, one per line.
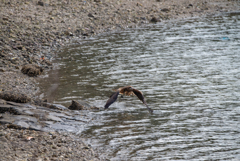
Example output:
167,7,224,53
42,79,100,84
39,12,240,160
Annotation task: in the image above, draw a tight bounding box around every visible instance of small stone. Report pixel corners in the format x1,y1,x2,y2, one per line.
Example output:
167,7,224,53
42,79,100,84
0,68,6,72
136,3,142,7
41,59,52,66
82,146,90,149
64,31,73,36
150,17,159,23
52,154,57,157
161,8,170,12
17,45,23,50
37,1,44,6
2,17,9,21
88,13,94,18
82,33,89,36
52,145,57,149
26,136,35,141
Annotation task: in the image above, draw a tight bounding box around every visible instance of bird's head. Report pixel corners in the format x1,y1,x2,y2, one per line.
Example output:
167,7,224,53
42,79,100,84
128,86,133,90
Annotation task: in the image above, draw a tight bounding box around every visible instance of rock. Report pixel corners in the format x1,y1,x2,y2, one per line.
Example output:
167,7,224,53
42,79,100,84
21,64,43,77
6,124,26,129
6,122,42,131
41,59,52,66
37,1,44,6
0,66,4,72
0,91,31,103
15,121,30,128
68,100,100,110
161,8,170,12
82,32,89,36
0,104,22,115
64,31,73,36
2,17,9,21
68,100,84,110
136,3,143,7
17,45,23,50
88,13,94,18
6,101,25,107
150,17,159,23
0,99,6,104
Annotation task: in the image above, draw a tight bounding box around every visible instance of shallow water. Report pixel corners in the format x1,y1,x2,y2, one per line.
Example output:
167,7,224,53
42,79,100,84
39,12,240,160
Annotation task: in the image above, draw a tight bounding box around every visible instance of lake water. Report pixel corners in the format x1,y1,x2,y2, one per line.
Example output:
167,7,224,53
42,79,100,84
39,12,240,160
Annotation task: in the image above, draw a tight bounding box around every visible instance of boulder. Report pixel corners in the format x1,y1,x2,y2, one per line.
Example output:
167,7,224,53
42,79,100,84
68,100,84,110
21,64,43,77
68,100,100,110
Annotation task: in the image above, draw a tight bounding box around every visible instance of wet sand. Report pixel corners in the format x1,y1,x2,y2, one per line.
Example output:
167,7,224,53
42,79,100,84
0,0,239,160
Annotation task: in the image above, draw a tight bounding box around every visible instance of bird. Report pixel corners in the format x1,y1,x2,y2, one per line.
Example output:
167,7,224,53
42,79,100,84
104,86,153,113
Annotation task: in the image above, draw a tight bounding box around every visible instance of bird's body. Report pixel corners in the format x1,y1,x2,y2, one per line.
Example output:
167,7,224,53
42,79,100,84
104,86,153,113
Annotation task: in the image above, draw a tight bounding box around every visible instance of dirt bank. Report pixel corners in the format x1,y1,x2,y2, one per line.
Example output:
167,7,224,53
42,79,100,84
0,0,239,160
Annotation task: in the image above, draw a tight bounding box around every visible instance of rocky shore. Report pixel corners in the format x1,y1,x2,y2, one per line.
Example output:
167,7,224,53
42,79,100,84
0,98,104,160
0,0,239,160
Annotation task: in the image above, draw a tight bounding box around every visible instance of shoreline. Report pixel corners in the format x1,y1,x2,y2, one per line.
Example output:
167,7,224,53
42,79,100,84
0,0,239,160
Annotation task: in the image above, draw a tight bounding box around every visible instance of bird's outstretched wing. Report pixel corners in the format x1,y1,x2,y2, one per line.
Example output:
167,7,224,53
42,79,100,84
132,88,153,113
104,91,120,109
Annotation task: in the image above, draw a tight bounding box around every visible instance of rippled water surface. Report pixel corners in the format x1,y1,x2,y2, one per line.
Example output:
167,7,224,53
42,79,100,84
40,12,240,160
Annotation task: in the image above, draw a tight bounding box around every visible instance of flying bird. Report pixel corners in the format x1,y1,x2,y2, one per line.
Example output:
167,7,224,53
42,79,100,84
104,86,153,113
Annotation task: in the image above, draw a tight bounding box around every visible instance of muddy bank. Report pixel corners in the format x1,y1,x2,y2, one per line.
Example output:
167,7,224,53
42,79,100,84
0,0,239,160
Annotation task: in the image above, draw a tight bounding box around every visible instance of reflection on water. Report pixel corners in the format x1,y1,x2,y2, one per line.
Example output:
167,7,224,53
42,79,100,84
39,12,240,160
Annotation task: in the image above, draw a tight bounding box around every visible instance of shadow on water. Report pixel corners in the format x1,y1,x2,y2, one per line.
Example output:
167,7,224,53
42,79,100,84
38,12,240,160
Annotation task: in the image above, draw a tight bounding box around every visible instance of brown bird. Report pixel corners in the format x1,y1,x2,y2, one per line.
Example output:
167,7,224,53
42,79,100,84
104,86,153,113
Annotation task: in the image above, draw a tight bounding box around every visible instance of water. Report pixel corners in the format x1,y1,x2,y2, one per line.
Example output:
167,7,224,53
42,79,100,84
39,12,240,160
